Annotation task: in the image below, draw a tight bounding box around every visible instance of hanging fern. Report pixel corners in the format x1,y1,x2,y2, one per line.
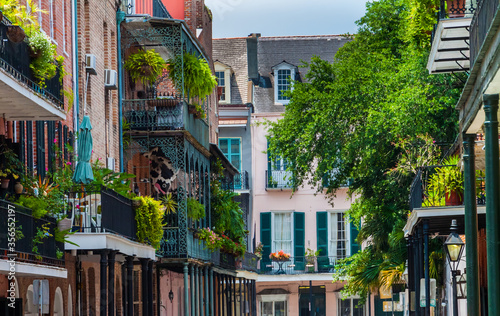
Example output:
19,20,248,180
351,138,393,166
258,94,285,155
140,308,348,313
167,52,217,102
124,49,166,85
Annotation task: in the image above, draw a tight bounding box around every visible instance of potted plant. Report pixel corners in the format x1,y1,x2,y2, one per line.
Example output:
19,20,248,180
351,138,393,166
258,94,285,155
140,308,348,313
187,197,205,221
166,52,217,105
427,155,463,206
160,193,178,214
124,49,166,85
305,248,320,272
269,250,290,262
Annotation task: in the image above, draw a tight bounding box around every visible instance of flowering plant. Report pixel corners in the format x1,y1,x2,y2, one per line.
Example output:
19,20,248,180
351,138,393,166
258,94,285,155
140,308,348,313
270,250,290,262
254,242,264,259
198,227,222,251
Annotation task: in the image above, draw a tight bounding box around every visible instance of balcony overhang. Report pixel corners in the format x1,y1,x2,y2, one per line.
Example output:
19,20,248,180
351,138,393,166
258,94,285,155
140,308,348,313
0,67,66,121
0,260,67,278
65,232,156,260
403,205,486,237
427,18,471,74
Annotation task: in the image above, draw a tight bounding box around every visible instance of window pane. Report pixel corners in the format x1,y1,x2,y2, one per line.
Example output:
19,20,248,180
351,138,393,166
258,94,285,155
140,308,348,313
339,299,351,316
277,69,291,101
219,139,228,154
262,302,273,316
273,213,292,254
275,301,286,316
353,299,364,316
231,139,240,153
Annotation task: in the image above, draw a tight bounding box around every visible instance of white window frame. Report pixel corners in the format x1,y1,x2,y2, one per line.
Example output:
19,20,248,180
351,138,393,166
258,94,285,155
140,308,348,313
214,62,232,104
62,0,68,54
271,211,294,257
259,295,288,316
328,210,350,261
273,63,296,105
49,0,56,42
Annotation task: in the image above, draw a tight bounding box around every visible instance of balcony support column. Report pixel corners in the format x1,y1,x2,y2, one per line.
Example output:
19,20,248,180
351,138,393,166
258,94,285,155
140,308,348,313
204,266,209,316
126,256,134,316
191,264,195,316
483,93,500,316
210,268,214,316
413,233,420,316
423,220,430,316
108,250,117,316
100,250,109,316
184,262,190,316
194,265,199,316
148,260,154,316
121,262,127,316
463,133,480,316
140,258,149,316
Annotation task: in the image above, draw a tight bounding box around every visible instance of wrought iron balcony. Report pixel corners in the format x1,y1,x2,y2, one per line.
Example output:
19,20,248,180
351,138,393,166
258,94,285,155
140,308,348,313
237,252,259,272
0,19,64,120
234,171,250,190
258,256,338,275
409,166,485,210
64,185,137,239
0,200,64,267
266,170,293,190
123,98,209,149
470,0,498,67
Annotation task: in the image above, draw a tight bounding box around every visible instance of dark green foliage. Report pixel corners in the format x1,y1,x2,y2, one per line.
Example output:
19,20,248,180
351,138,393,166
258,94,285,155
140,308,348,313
266,0,465,299
124,49,166,85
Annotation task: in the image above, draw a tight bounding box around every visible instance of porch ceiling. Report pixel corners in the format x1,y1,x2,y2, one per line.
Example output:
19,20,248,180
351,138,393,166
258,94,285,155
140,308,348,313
0,69,66,121
427,18,471,74
404,205,486,237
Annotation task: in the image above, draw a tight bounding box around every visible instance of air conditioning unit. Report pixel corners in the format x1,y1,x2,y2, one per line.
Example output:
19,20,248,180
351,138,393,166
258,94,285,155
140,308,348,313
85,54,97,75
104,69,117,90
107,157,115,171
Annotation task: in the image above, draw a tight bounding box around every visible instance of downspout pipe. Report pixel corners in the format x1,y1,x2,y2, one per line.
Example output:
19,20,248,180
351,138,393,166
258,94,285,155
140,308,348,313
72,0,79,142
117,9,125,172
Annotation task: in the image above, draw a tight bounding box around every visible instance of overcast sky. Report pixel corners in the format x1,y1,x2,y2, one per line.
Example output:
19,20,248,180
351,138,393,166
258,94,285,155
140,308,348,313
205,0,368,38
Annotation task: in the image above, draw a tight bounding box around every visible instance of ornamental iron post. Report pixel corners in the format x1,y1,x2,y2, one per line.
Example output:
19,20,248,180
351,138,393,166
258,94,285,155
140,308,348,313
463,133,480,315
483,93,500,316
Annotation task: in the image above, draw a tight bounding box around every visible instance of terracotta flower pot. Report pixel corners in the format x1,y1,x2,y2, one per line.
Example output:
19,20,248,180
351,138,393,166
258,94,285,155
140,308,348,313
14,182,23,194
445,190,463,206
1,178,10,189
57,218,72,231
6,25,25,43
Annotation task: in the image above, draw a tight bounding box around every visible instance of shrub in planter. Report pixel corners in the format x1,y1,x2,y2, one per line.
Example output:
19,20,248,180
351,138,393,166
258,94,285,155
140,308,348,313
427,155,463,206
134,196,165,249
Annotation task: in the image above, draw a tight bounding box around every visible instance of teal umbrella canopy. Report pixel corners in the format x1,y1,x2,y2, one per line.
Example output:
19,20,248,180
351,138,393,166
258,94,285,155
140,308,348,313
72,115,94,184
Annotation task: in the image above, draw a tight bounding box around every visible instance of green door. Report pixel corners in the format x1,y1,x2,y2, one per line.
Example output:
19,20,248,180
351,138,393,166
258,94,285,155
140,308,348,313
219,138,242,188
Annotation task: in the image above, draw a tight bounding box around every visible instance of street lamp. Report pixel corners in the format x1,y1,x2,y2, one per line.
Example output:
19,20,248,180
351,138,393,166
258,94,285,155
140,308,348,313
444,219,465,316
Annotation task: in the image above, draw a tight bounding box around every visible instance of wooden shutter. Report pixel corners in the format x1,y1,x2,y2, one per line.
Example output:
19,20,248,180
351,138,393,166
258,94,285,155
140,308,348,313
260,212,272,272
294,212,305,270
350,221,360,255
317,212,328,258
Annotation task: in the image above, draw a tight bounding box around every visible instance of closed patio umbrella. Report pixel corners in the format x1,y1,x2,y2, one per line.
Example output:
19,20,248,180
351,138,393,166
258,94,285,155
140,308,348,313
72,115,94,184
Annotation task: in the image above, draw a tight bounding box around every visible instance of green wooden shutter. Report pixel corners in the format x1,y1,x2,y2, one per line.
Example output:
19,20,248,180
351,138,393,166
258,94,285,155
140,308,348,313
317,212,328,258
260,212,272,272
350,221,360,255
294,212,305,270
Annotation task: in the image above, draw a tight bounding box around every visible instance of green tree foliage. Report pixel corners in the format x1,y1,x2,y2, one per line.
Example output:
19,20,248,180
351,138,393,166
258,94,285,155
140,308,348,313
266,0,465,299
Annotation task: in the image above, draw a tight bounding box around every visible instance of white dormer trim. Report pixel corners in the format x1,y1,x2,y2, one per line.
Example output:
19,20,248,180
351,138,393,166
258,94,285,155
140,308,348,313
215,61,232,104
272,61,296,106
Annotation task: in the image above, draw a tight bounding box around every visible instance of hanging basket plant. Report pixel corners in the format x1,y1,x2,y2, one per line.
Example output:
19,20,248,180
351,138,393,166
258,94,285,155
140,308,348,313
124,49,166,85
167,52,217,103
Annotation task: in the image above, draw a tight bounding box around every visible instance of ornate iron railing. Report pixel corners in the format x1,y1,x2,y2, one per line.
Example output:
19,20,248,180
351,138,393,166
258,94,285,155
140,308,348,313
470,0,498,67
409,166,485,210
259,256,339,275
64,185,137,240
123,98,184,131
234,171,249,190
238,252,259,272
265,170,293,189
0,21,64,109
0,200,64,267
122,0,172,18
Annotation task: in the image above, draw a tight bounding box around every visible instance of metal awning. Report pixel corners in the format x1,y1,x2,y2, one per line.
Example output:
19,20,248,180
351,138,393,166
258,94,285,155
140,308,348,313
427,18,472,74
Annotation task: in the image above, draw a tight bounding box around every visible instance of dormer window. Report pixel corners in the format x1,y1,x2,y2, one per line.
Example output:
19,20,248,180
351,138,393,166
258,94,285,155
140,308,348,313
215,61,232,104
272,61,296,105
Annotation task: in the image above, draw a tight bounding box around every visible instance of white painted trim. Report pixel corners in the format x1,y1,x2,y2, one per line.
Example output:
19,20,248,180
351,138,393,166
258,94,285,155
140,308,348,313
215,62,232,104
65,232,156,260
273,64,295,105
258,294,288,302
0,260,67,279
256,273,337,282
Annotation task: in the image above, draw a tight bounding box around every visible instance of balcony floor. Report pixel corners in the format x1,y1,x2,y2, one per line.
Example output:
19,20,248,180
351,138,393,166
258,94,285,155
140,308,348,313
0,259,67,278
0,67,66,120
427,17,471,74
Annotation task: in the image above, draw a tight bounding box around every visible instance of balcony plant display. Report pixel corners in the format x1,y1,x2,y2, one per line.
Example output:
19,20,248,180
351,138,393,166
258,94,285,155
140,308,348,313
197,227,222,251
167,52,217,104
270,250,290,262
134,196,165,249
160,192,178,214
124,49,166,85
254,242,264,260
0,145,21,189
187,197,205,221
188,103,206,119
427,155,463,206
